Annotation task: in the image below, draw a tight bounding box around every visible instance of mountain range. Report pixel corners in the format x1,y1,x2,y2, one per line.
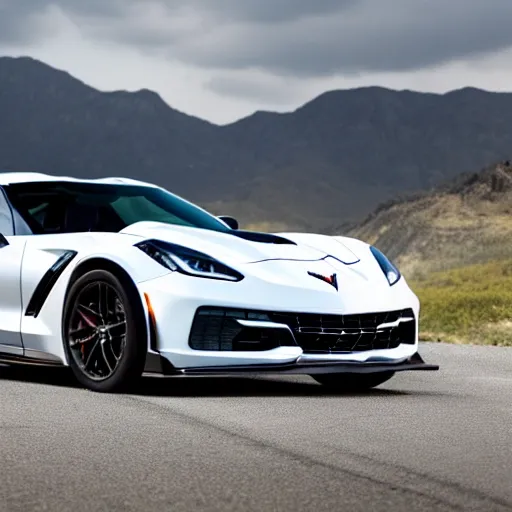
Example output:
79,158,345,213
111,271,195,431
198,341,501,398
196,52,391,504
1,56,512,232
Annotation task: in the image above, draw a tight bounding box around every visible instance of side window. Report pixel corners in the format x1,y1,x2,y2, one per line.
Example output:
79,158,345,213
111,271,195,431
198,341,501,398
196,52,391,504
0,189,14,236
16,194,66,234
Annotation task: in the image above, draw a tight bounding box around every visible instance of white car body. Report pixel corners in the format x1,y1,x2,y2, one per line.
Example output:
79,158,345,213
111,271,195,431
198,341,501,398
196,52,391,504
0,172,438,387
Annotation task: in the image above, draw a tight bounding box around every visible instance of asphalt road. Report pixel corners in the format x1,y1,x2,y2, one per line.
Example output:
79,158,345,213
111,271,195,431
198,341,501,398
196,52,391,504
1,343,511,512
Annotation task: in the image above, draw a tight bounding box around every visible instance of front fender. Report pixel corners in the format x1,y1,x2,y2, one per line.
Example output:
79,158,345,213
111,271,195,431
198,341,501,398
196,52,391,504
19,232,171,364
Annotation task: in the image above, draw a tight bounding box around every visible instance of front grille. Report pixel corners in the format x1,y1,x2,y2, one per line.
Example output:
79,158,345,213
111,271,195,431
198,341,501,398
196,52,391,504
269,309,416,353
189,307,416,353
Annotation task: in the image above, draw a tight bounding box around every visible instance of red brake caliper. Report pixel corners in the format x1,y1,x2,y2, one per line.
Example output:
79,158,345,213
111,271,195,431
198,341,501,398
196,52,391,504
76,309,98,358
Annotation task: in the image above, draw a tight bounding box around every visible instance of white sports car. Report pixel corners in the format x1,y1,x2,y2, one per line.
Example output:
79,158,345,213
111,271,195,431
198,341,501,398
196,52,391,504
0,173,438,392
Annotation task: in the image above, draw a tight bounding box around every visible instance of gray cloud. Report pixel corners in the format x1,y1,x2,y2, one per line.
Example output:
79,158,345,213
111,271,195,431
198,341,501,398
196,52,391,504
169,0,352,23
0,1,48,43
0,0,121,45
176,0,512,75
2,0,512,78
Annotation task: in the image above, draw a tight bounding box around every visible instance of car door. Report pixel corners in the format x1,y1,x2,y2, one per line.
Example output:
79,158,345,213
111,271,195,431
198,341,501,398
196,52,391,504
0,189,25,356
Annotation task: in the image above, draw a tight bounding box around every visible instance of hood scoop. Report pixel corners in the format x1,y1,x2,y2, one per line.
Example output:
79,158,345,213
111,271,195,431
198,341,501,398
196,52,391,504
230,230,296,245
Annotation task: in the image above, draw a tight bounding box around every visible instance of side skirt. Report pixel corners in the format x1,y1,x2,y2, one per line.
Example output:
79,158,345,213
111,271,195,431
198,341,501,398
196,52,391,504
0,351,64,367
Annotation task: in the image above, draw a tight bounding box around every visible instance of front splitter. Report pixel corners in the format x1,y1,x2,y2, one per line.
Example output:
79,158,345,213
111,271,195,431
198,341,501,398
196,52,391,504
146,351,439,377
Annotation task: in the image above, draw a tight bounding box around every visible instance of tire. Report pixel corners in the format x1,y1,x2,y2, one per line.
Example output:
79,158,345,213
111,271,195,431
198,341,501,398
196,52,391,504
62,269,147,392
311,371,395,392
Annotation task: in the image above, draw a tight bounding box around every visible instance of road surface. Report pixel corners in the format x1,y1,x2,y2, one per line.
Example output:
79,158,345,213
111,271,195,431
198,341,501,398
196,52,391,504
1,343,511,511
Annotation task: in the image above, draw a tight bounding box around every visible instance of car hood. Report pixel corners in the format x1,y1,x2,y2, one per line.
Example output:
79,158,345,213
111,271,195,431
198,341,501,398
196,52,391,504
120,222,360,266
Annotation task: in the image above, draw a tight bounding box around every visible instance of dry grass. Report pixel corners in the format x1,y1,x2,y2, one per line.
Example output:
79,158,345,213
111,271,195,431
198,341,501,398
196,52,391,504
410,260,512,346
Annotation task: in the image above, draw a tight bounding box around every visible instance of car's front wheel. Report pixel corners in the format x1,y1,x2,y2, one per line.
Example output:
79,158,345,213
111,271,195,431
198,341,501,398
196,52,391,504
311,371,395,392
63,269,147,393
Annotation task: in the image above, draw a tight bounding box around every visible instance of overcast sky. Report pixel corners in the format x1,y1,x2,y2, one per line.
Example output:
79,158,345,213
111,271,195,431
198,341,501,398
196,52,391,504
1,0,512,124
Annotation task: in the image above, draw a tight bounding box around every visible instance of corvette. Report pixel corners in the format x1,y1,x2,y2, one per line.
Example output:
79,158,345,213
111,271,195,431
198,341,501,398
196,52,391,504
0,173,438,392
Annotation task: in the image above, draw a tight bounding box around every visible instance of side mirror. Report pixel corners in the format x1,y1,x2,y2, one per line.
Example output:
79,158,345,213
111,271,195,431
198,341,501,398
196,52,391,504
218,216,239,230
0,233,9,248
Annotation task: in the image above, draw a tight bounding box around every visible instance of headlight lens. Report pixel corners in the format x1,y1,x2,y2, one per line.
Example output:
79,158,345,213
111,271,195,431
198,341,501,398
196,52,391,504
370,246,401,286
136,239,244,282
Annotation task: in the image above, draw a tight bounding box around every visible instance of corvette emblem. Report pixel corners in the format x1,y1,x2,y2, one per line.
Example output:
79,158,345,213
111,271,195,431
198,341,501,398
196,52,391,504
308,271,338,290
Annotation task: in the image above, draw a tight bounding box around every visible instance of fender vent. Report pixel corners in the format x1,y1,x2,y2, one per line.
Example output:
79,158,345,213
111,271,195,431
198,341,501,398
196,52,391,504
25,251,77,318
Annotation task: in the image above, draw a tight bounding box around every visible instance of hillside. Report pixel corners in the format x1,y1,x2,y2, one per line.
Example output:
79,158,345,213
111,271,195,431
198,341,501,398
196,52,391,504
350,161,512,278
3,57,512,231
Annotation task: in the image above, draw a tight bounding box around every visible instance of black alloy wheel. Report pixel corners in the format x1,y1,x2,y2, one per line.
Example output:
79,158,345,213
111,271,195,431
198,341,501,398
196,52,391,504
63,269,147,392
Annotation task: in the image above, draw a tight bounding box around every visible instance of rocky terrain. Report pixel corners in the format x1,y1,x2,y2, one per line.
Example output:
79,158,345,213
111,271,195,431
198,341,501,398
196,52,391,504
350,161,512,278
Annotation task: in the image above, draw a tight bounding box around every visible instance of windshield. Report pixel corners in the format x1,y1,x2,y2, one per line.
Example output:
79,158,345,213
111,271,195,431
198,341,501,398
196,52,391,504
4,181,231,235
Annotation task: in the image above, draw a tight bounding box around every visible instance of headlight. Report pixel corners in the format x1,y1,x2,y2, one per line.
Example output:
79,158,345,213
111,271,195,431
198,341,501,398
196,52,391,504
370,246,401,286
135,239,244,282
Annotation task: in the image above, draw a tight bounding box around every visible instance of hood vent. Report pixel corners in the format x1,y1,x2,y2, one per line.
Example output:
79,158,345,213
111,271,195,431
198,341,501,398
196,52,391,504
230,230,296,245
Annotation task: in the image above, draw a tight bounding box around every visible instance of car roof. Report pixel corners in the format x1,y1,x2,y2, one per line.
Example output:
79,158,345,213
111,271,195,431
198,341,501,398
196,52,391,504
0,172,157,188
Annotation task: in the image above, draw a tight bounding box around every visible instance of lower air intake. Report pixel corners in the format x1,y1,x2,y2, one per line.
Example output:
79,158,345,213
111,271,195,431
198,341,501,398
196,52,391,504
188,308,296,351
189,307,416,353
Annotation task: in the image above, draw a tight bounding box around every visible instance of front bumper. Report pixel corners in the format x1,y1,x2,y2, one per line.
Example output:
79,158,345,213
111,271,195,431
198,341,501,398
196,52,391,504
139,262,423,369
145,351,439,376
